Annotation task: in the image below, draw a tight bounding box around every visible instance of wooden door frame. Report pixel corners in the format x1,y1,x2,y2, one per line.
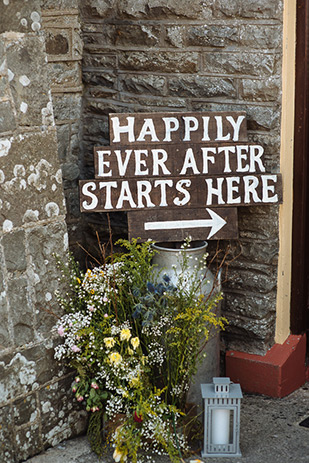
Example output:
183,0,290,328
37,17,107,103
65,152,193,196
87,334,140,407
291,0,309,334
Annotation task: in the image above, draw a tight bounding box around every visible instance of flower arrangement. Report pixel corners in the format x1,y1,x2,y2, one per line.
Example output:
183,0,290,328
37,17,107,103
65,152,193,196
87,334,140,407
54,239,227,462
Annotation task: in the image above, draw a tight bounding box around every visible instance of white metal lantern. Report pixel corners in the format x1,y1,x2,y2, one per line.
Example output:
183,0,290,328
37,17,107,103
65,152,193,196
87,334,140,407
201,377,242,457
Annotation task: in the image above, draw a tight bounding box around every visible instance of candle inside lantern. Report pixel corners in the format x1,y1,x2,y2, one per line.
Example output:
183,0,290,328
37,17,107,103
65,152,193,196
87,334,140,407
211,408,230,445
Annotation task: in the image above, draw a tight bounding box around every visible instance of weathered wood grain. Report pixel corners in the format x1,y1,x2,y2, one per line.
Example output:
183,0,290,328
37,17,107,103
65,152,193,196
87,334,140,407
94,142,265,179
80,173,282,212
127,207,238,241
109,111,248,145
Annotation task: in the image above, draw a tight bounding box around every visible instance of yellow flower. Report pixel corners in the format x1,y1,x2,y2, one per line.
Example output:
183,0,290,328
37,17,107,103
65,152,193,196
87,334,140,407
91,289,95,294
131,337,140,350
113,447,127,462
120,328,131,341
109,352,122,365
130,377,139,387
104,337,115,349
76,277,81,284
128,347,134,355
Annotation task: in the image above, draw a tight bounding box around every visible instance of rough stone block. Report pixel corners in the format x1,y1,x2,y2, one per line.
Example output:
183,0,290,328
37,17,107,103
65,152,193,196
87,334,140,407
81,0,117,19
41,0,79,9
119,74,166,95
240,77,281,102
13,393,38,427
40,376,88,447
53,94,82,122
46,29,71,56
0,295,10,349
61,162,80,182
83,30,113,49
42,9,82,61
115,25,160,47
243,239,279,266
119,93,187,109
56,123,70,162
86,86,118,100
204,52,278,77
66,189,82,219
0,405,15,463
223,310,276,354
118,0,206,19
0,130,66,230
246,105,281,131
2,229,27,272
188,25,238,47
24,340,64,385
165,26,187,48
0,39,5,72
48,61,82,89
168,76,236,98
83,53,117,69
224,291,276,320
248,132,281,155
8,276,34,346
0,351,38,404
83,71,117,91
0,100,16,133
83,115,109,139
0,255,12,350
190,101,281,133
239,25,282,49
70,132,80,159
26,220,68,333
119,51,199,73
84,98,120,117
72,26,83,61
213,0,282,20
4,35,52,127
0,74,8,98
0,0,41,34
225,265,277,293
15,422,42,462
238,206,279,240
0,252,10,349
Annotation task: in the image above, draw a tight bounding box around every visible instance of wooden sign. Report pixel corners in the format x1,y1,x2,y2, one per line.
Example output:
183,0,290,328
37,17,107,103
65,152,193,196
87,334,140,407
79,111,283,241
127,207,238,241
80,174,282,212
94,142,266,179
109,111,248,145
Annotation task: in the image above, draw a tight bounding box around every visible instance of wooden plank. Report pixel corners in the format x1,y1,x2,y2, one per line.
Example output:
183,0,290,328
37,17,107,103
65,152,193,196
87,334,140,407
79,173,283,212
94,142,265,179
291,0,309,333
127,207,238,242
109,111,248,145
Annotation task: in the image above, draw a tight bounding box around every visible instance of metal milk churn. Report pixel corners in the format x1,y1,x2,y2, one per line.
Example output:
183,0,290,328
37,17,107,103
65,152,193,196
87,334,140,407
151,240,221,411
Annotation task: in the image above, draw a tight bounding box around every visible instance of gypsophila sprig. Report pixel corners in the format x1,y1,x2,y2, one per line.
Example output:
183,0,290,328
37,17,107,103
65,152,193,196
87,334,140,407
53,239,228,462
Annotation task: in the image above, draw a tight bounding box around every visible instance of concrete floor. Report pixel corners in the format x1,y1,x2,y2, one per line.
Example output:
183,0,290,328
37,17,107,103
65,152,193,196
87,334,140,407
25,382,309,463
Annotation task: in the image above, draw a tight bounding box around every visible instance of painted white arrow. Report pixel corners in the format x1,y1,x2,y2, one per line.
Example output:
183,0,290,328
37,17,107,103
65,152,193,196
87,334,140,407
144,208,227,240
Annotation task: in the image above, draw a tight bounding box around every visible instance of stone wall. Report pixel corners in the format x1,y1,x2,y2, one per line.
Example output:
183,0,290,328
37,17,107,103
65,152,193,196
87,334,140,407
41,3,85,260
0,0,284,460
81,0,283,355
0,2,87,462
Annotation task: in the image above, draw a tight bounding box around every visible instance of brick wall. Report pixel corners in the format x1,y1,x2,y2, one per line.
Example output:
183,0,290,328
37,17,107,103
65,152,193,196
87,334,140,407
81,0,283,355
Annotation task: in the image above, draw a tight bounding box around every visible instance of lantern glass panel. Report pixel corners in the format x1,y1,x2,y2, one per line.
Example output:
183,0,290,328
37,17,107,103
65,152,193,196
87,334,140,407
210,408,234,445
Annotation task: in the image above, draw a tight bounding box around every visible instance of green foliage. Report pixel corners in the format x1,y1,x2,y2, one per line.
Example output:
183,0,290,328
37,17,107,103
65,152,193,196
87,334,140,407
54,239,227,463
